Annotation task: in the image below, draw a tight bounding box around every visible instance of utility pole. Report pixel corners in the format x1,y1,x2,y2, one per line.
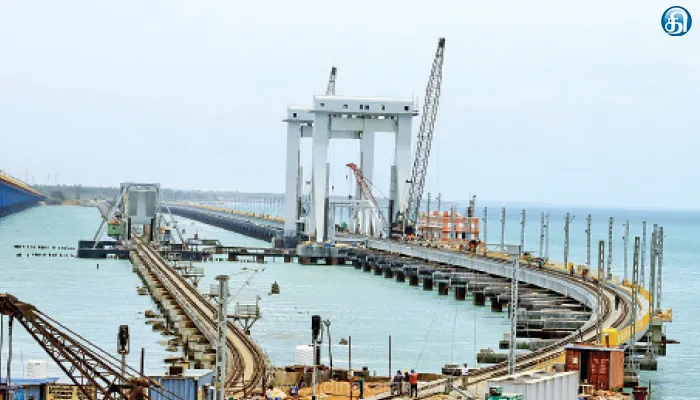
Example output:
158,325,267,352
597,241,604,344
507,244,521,376
625,236,640,376
640,222,647,287
426,193,432,240
312,316,320,400
538,212,545,258
215,275,230,400
468,195,476,241
483,207,488,256
564,213,571,271
519,209,526,253
656,227,664,312
649,225,658,314
585,214,592,270
544,212,550,260
450,206,456,243
623,220,630,283
500,207,506,251
607,217,614,281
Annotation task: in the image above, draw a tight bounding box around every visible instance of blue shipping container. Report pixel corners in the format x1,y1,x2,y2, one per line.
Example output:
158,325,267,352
150,370,214,400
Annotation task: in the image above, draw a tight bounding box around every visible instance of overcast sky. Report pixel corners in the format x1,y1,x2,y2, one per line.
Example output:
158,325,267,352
1,1,698,209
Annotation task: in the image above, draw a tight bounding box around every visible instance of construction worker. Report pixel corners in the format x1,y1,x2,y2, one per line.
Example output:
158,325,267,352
615,294,621,311
355,375,365,399
404,370,410,394
460,363,469,387
391,370,403,395
409,369,419,398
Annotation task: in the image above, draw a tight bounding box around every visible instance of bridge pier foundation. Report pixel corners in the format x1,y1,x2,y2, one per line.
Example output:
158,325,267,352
474,291,486,305
455,286,467,300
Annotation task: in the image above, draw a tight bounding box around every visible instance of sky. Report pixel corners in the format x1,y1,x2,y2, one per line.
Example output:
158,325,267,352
0,1,698,209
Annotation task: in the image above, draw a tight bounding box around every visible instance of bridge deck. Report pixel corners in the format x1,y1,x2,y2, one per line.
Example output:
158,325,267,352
362,239,642,390
132,237,268,395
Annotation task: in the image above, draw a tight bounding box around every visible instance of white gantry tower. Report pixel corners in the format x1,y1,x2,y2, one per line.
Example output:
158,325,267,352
284,95,416,243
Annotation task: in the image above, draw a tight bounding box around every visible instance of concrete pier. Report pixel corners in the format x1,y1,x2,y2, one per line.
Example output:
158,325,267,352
491,296,508,312
394,267,406,283
477,349,508,364
420,267,435,290
474,291,486,305
452,275,468,301
435,272,450,295
383,264,394,278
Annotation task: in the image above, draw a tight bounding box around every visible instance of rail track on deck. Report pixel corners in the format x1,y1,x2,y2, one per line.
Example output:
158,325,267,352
465,261,630,384
366,248,632,398
132,237,268,396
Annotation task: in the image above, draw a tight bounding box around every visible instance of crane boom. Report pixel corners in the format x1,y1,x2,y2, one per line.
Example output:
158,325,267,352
326,66,337,95
0,293,180,400
401,37,446,230
346,163,387,234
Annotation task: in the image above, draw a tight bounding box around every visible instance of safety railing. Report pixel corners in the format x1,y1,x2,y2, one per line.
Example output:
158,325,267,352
616,284,652,344
529,350,566,373
170,202,284,223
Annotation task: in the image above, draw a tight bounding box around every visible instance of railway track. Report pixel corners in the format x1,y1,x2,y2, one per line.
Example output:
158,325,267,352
132,233,632,398
362,247,633,398
131,237,268,396
464,261,630,384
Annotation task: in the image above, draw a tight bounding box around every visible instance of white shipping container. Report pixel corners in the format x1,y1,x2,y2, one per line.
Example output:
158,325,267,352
487,370,579,400
294,344,314,366
26,359,48,379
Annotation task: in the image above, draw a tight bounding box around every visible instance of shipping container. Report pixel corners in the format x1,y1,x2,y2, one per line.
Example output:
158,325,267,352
150,369,215,400
564,344,624,390
487,371,578,400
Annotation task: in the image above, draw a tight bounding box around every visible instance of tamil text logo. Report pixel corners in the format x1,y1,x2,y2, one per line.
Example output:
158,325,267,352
662,6,692,36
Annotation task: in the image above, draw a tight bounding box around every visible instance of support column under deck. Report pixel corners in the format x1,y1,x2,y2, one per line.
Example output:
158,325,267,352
393,115,412,218
284,122,301,237
312,113,330,242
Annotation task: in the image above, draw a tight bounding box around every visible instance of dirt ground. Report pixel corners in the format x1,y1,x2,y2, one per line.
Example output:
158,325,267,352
295,380,392,400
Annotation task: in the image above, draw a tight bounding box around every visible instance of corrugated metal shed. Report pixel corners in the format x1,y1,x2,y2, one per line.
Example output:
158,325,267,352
0,378,60,400
487,371,579,400
564,344,624,390
150,369,214,400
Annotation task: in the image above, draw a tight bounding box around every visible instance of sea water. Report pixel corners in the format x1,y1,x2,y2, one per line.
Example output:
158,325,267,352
0,205,697,399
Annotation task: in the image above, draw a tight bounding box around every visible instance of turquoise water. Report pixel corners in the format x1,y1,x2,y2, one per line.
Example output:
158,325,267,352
1,205,697,399
0,206,171,378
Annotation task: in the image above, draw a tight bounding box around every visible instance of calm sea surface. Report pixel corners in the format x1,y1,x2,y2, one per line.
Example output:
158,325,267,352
0,205,697,399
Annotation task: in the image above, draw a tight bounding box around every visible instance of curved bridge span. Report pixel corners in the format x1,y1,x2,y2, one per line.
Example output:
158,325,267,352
363,239,648,388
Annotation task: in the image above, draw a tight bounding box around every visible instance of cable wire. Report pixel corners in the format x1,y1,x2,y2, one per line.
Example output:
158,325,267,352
415,293,445,369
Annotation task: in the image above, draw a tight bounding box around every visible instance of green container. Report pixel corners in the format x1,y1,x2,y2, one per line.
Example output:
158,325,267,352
107,222,121,236
486,388,524,400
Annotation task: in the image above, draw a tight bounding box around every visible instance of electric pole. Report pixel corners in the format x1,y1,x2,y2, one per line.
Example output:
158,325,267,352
500,207,506,251
507,245,521,376
597,241,604,344
607,217,614,281
215,275,230,400
483,207,488,256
